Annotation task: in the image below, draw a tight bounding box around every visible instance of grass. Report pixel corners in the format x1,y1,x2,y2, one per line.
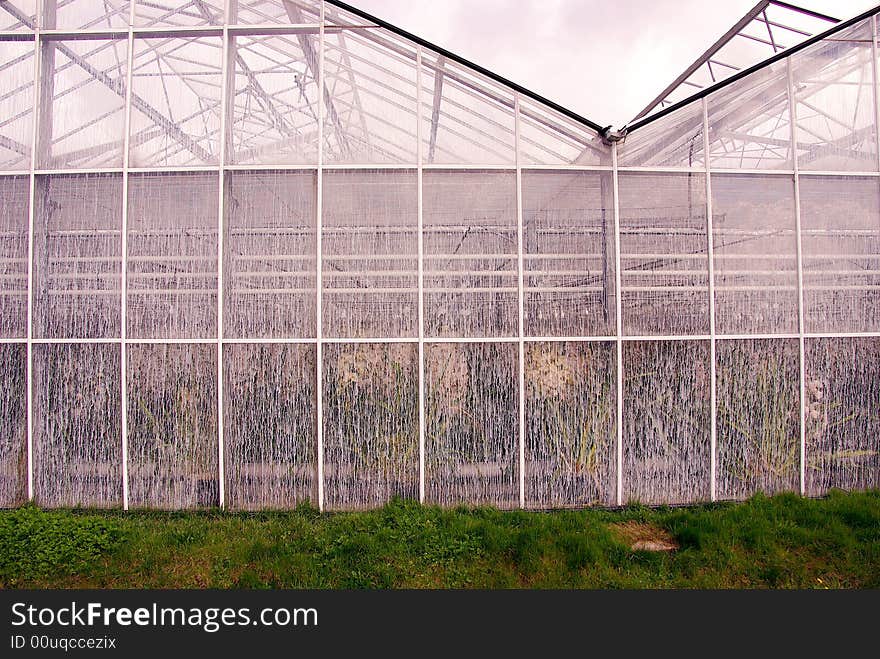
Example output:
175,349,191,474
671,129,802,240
0,490,878,589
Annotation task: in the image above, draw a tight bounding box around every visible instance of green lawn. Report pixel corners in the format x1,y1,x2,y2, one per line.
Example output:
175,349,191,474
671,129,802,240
1,490,878,588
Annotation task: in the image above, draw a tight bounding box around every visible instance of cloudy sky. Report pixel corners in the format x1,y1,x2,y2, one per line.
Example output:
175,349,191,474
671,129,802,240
352,0,877,127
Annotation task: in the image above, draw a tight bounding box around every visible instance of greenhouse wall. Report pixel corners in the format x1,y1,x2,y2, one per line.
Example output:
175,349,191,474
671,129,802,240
0,0,878,510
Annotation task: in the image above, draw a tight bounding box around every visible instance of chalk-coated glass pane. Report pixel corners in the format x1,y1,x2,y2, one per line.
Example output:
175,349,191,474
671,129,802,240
0,176,28,338
0,41,34,170
324,343,418,510
423,170,518,337
230,34,319,165
618,173,709,336
322,169,417,338
525,341,616,508
127,344,218,509
129,36,223,167
323,28,418,165
716,339,800,500
127,172,218,339
623,340,711,505
38,39,128,168
425,342,518,508
33,343,122,508
799,176,880,333
0,343,26,507
419,53,516,165
805,338,880,496
712,174,798,334
522,170,616,336
224,170,316,339
224,343,316,510
33,173,123,339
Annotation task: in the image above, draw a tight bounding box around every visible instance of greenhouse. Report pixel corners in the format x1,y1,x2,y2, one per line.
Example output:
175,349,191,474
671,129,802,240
0,0,877,511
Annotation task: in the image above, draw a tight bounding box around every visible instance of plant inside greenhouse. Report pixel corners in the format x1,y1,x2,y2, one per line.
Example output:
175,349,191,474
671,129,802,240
0,0,877,512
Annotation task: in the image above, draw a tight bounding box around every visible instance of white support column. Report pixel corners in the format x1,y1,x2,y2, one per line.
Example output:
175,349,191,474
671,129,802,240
119,1,136,511
25,7,41,503
788,59,808,497
702,97,717,502
216,0,234,509
514,94,525,510
316,0,326,512
611,143,624,507
416,45,426,505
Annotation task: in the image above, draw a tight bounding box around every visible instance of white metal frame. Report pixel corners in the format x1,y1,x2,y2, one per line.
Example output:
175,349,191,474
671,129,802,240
4,0,880,510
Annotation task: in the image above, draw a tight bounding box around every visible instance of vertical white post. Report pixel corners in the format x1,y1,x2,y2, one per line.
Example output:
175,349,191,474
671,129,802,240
25,6,41,503
119,1,136,511
611,142,624,507
788,59,807,497
702,97,717,502
216,0,234,509
416,45,426,505
316,0,326,512
514,95,525,509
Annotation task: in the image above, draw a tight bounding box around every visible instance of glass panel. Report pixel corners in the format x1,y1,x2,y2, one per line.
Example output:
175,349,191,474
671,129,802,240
618,172,709,336
712,174,798,334
623,340,711,505
129,36,223,167
0,40,34,171
799,175,880,333
224,170,316,339
230,33,320,165
805,337,880,496
716,339,800,500
322,169,417,338
224,343,316,510
33,173,122,339
322,28,418,165
127,344,218,509
518,98,609,167
419,53,516,165
229,0,322,25
134,0,225,27
620,99,704,168
0,175,29,338
425,342,518,508
706,60,793,170
127,172,218,339
423,170,518,337
32,343,122,508
793,20,877,172
38,39,128,168
522,170,616,337
0,1,36,31
323,343,418,510
45,0,129,29
525,341,616,508
0,343,26,507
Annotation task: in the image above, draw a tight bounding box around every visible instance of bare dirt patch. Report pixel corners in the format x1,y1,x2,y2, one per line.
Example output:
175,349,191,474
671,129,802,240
610,521,679,552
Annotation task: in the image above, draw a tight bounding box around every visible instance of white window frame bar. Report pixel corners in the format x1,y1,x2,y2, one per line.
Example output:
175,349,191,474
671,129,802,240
119,0,135,511
316,0,326,512
416,43,426,504
787,58,808,497
216,0,235,509
611,142,624,507
25,1,41,503
514,93,525,509
702,96,717,502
